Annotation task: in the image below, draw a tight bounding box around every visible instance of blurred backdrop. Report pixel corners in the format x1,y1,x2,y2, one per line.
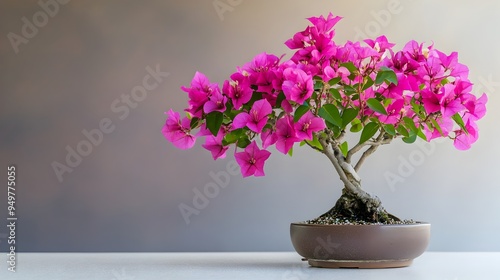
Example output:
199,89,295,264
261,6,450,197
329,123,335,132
1,0,499,252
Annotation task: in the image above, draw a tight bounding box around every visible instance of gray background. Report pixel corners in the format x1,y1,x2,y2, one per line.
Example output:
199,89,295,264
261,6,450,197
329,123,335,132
0,0,499,252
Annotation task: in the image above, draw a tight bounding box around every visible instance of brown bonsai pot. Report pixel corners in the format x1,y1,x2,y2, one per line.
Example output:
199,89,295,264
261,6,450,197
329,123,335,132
290,222,430,268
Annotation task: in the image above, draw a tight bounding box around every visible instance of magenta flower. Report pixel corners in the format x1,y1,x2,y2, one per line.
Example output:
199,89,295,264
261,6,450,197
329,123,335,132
335,41,378,68
275,115,300,154
450,63,469,80
182,72,220,118
261,128,278,149
453,118,479,150
165,13,488,181
436,50,458,70
232,99,273,133
439,84,465,118
294,111,326,141
282,68,313,104
285,13,340,50
162,109,196,149
241,52,280,85
383,74,418,100
378,99,404,125
195,123,212,137
417,55,444,82
202,131,228,160
402,40,427,64
421,89,441,114
463,93,487,120
322,65,336,81
424,116,453,141
223,72,253,110
307,13,342,38
453,79,473,97
364,35,395,54
203,89,227,114
285,29,310,50
234,141,271,177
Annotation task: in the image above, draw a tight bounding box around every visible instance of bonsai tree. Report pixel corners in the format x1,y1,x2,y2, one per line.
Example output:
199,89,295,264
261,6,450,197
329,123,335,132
162,13,487,224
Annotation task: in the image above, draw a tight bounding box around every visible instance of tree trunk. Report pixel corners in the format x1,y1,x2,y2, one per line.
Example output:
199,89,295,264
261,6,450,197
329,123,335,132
318,185,400,223
316,137,400,224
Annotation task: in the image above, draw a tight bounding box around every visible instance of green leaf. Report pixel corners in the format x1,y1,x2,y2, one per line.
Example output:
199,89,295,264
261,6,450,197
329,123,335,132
328,77,341,86
350,123,362,133
402,132,417,143
206,111,223,136
383,98,392,107
343,85,356,96
403,116,418,134
222,129,244,145
306,134,323,151
287,147,294,157
350,118,362,132
409,98,421,115
375,67,398,85
366,98,388,115
294,105,310,122
325,121,336,131
405,118,427,141
383,124,396,136
362,76,374,91
430,118,444,136
190,117,200,130
319,104,342,127
417,129,427,141
340,141,348,157
396,125,409,138
222,132,237,145
314,80,323,90
452,113,468,133
359,122,379,144
224,110,238,120
341,108,359,128
275,91,286,108
331,125,342,138
329,88,342,101
236,137,251,149
340,62,358,75
386,71,398,85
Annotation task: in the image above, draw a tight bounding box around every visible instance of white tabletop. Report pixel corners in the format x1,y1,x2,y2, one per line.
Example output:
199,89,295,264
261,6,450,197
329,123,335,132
1,252,499,280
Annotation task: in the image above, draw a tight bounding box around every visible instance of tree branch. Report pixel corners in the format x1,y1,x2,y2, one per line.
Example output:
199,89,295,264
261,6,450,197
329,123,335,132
318,136,369,198
318,137,356,191
346,142,368,163
354,145,379,172
354,132,392,172
319,135,384,210
346,130,391,164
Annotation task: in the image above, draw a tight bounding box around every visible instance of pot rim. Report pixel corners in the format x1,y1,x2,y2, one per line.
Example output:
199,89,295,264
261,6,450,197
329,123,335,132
291,221,430,227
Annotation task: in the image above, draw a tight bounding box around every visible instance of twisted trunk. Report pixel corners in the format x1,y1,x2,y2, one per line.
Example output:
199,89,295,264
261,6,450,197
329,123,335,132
317,137,400,223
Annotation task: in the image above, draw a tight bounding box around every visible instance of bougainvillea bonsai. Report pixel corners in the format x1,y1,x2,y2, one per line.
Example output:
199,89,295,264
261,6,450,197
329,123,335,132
163,13,487,224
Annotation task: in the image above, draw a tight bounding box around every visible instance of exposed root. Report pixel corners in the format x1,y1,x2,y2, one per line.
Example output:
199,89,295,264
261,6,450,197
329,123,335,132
314,189,401,224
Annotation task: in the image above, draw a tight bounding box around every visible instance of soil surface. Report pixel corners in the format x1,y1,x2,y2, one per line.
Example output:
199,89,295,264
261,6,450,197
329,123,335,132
305,216,416,225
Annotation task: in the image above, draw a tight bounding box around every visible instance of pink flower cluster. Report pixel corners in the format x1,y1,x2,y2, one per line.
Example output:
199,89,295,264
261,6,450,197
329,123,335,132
163,13,487,177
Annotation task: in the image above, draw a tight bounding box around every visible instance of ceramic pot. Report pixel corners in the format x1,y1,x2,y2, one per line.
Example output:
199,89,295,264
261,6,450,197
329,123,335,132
290,222,430,268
